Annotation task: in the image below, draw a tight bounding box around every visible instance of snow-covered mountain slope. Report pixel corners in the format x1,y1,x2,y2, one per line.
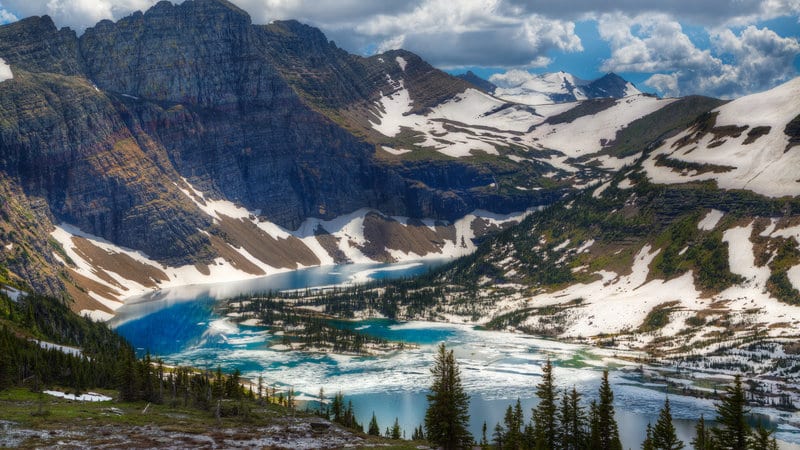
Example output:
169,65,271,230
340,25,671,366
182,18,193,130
489,70,641,106
368,81,679,183
643,77,800,197
50,179,526,320
397,167,800,383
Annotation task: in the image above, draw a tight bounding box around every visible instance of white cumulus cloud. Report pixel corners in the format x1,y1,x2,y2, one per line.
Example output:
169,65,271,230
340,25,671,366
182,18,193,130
599,13,800,98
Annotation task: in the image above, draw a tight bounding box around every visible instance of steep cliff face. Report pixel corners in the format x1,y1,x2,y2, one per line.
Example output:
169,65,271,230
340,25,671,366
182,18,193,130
75,0,504,229
0,0,546,302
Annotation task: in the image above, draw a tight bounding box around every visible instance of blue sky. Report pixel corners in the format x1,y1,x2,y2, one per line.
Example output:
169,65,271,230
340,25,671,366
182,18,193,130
452,16,800,97
1,0,798,98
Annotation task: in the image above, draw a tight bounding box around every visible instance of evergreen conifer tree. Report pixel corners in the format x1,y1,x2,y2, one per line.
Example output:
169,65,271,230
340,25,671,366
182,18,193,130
424,343,472,449
589,370,622,450
533,359,558,450
368,412,381,436
691,415,714,450
642,423,655,450
749,422,778,450
504,400,523,449
652,398,684,450
493,422,505,449
391,417,402,439
711,375,749,450
560,386,586,450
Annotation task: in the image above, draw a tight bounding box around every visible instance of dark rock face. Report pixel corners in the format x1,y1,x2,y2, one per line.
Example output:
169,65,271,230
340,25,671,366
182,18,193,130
455,71,497,94
0,0,549,294
583,73,636,99
0,16,83,76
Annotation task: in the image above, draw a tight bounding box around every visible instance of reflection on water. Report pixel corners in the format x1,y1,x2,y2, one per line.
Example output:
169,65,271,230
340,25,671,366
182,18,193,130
111,262,800,447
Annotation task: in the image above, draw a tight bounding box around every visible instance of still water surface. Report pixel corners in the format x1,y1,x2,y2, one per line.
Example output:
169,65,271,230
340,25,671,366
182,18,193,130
111,262,800,447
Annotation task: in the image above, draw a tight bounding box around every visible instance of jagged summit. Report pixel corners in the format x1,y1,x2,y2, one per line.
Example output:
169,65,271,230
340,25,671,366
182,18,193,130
488,70,641,105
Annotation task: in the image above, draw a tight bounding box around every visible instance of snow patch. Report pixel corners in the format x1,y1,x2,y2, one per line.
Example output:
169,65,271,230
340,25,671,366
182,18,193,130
43,390,112,402
381,146,411,155
529,95,675,159
395,56,407,71
698,210,724,231
644,78,800,197
0,58,12,83
35,340,82,357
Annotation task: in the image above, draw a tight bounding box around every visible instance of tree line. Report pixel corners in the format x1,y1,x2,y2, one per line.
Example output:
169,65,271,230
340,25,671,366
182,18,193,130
421,343,781,450
0,289,787,449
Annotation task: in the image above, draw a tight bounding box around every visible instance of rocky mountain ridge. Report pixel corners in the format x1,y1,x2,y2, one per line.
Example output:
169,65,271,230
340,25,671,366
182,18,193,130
398,77,800,375
0,0,726,316
472,70,642,105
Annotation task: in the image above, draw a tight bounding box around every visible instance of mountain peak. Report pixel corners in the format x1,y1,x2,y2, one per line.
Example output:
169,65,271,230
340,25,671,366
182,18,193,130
490,70,640,105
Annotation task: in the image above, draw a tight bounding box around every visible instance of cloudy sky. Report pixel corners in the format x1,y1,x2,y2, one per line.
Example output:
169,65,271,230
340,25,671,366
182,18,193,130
1,0,798,98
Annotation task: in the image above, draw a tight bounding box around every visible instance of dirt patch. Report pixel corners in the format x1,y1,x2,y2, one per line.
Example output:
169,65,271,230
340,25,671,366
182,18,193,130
360,213,448,262
207,234,265,276
671,112,748,151
434,220,457,243
62,277,114,315
215,215,320,269
471,218,497,237
70,237,168,288
66,268,121,301
785,113,800,152
743,126,771,145
654,154,735,175
194,263,210,276
313,225,349,264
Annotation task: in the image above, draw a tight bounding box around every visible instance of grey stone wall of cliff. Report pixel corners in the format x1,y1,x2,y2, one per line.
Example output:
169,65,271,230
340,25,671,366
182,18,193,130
0,0,546,287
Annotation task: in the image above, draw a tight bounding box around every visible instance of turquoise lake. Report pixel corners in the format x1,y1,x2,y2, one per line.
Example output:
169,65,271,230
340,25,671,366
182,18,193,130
111,262,800,448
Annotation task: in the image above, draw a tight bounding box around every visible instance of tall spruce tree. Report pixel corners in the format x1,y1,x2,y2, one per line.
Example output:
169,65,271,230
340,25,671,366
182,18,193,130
391,417,402,439
368,412,381,436
749,422,778,450
691,415,714,450
533,359,558,450
424,343,472,449
711,375,749,450
560,386,586,450
643,423,655,450
652,398,684,450
589,370,622,450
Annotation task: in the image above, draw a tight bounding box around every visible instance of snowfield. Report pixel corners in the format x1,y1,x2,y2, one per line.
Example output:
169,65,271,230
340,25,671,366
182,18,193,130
369,75,670,176
528,95,676,159
52,179,527,319
644,77,800,197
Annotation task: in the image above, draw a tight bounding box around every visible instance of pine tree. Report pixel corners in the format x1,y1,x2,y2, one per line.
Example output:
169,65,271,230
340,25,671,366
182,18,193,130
589,370,622,450
368,412,381,436
504,400,523,449
749,422,778,450
480,421,489,449
652,398,684,450
560,386,586,450
391,417,402,439
331,391,344,423
493,422,505,449
691,415,713,450
533,359,558,450
711,375,749,450
424,343,472,449
642,423,655,450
